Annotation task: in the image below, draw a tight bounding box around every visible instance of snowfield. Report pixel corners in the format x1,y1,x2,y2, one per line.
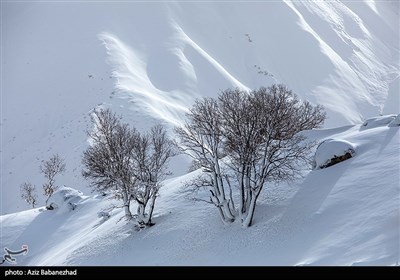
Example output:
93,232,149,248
1,0,399,266
2,0,399,214
1,119,398,265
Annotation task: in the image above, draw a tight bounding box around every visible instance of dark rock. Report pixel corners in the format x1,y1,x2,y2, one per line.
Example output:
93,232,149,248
321,151,353,169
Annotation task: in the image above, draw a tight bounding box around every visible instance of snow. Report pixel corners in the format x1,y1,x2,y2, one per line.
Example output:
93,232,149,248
361,115,397,130
1,117,398,265
2,0,399,214
313,139,356,169
46,186,85,213
389,114,400,127
1,0,399,266
97,211,110,220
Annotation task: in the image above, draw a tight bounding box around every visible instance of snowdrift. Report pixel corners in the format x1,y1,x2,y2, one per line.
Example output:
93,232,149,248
1,0,399,267
1,117,398,265
46,187,85,212
314,139,356,169
361,115,398,130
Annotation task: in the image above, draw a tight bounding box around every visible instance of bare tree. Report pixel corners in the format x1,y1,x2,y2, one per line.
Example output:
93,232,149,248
40,154,66,203
82,109,137,220
132,125,175,226
176,85,326,227
221,85,326,226
82,109,175,227
20,182,38,208
218,88,256,221
175,98,235,223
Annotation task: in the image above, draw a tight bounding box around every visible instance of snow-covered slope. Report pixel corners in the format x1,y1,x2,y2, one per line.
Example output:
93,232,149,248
1,119,399,265
1,1,399,214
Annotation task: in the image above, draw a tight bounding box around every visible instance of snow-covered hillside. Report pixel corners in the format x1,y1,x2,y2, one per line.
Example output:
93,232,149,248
2,1,399,214
1,0,400,266
1,119,398,265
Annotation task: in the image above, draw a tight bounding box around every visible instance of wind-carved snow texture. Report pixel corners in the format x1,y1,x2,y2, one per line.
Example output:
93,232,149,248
97,1,399,130
361,115,398,130
1,0,399,266
2,1,399,214
98,20,249,127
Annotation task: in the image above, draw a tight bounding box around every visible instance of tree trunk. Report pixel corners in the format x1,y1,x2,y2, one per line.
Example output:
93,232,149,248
244,165,252,213
242,194,256,227
225,175,236,212
210,190,229,223
137,203,146,225
214,160,235,222
239,168,246,221
147,194,157,225
124,204,132,220
122,190,132,220
221,200,235,222
245,189,252,216
217,206,227,224
242,188,261,227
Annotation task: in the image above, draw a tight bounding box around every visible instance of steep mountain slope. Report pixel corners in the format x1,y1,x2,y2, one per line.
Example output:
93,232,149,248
1,119,398,265
1,1,399,215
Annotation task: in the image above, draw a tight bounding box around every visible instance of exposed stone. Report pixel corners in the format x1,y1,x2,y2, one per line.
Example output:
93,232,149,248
320,151,353,169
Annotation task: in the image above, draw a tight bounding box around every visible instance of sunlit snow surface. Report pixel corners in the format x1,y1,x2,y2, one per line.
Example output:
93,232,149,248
1,119,399,265
2,1,399,213
1,0,399,266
